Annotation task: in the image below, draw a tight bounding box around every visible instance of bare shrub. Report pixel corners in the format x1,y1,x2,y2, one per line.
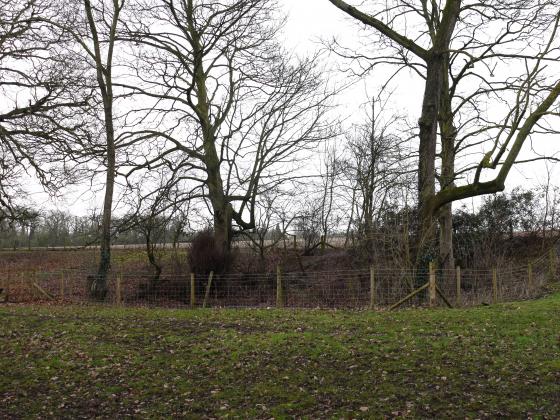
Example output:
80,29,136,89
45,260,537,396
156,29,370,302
187,230,232,275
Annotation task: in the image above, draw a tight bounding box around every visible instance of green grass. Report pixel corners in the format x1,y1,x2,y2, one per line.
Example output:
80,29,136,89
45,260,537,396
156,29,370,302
1,295,559,418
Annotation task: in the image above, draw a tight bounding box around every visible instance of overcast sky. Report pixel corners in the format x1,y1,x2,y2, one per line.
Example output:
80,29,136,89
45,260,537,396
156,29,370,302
281,0,424,113
279,0,558,200
33,0,559,215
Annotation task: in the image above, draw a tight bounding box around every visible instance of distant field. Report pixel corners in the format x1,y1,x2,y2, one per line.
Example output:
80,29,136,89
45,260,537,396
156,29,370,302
0,235,349,252
1,294,559,418
0,248,170,274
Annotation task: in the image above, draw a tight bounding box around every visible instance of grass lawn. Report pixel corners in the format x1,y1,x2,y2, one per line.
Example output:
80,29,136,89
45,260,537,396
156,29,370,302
1,295,559,418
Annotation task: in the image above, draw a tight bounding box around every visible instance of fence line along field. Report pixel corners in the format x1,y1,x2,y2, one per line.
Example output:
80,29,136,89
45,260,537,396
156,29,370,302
1,246,557,310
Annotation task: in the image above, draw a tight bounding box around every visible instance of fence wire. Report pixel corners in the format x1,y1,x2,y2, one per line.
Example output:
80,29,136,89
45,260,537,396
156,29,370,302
0,251,557,310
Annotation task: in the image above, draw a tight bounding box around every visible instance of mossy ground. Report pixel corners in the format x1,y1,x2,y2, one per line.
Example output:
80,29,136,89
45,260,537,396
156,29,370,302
1,294,559,418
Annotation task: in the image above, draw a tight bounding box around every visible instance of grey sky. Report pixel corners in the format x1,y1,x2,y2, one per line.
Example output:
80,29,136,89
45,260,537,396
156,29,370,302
279,0,559,195
31,0,559,215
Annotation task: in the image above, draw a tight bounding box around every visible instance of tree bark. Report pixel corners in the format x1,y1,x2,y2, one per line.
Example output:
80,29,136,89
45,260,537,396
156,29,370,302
438,56,456,275
416,55,443,267
212,201,232,254
94,123,115,300
83,0,121,300
186,0,235,255
326,0,462,268
416,0,461,269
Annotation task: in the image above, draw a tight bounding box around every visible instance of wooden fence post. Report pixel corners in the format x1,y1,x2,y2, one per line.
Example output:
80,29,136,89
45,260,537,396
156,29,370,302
369,265,375,310
20,272,25,301
528,262,533,293
190,273,196,307
5,271,10,302
60,271,65,301
456,266,461,306
202,271,214,308
429,262,436,307
32,270,37,300
116,274,122,305
0,274,6,303
492,268,498,304
276,265,284,308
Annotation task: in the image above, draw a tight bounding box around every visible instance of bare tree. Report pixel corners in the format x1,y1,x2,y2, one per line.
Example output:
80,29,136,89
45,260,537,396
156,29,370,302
537,165,560,247
119,0,335,257
343,97,414,245
243,190,294,263
54,0,125,298
120,167,193,289
0,0,91,224
294,203,323,256
327,0,560,269
84,0,124,299
317,145,344,253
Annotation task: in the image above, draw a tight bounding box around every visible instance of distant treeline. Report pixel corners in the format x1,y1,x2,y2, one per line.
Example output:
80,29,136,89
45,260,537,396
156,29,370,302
0,210,191,250
1,188,558,262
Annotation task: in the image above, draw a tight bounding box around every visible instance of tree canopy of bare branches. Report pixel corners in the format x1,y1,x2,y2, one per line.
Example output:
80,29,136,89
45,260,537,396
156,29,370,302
119,0,335,253
0,0,92,223
327,0,560,268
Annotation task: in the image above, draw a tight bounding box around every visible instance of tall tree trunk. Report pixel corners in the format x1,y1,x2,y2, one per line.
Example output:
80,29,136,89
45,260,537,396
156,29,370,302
416,55,443,268
438,205,454,271
203,130,231,253
93,149,114,300
344,186,357,247
438,58,456,276
186,0,233,255
84,0,121,300
93,98,116,300
416,0,461,270
325,0,462,271
212,201,232,254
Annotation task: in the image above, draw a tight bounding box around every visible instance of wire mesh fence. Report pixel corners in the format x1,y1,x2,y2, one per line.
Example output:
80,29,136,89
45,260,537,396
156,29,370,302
0,250,556,310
